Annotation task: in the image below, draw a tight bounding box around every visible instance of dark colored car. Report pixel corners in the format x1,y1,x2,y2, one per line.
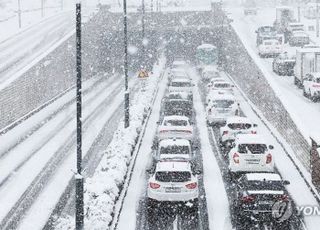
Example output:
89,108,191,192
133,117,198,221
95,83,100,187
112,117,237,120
256,26,278,46
233,173,292,223
272,52,296,76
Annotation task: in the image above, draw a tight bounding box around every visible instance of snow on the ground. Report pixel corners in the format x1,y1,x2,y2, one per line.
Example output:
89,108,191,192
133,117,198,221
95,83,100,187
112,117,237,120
0,74,122,226
223,71,320,230
191,67,232,230
55,56,166,230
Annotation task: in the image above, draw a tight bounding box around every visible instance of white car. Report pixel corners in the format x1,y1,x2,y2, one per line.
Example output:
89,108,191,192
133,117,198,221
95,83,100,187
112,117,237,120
228,134,275,176
258,39,282,58
206,93,240,125
168,78,193,95
154,139,193,162
157,116,193,141
147,161,199,211
289,31,310,47
220,116,258,147
303,72,320,101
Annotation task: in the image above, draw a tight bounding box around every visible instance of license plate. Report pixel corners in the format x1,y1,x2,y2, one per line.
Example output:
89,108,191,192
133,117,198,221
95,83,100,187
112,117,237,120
165,187,181,193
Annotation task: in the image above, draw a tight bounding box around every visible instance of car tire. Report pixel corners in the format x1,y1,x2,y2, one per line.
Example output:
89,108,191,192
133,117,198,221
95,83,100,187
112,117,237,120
303,88,307,97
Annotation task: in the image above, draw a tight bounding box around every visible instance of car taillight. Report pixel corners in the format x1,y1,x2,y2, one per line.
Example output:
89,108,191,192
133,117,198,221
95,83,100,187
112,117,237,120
185,182,197,189
233,152,240,164
241,195,255,203
278,194,289,201
149,182,160,189
222,131,228,136
251,130,257,134
266,153,272,164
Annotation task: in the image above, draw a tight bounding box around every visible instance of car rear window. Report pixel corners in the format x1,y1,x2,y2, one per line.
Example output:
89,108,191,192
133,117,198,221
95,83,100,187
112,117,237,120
160,145,190,155
171,82,191,87
156,171,191,182
214,83,230,88
212,100,234,108
164,120,188,126
228,123,252,130
238,144,267,154
245,180,284,191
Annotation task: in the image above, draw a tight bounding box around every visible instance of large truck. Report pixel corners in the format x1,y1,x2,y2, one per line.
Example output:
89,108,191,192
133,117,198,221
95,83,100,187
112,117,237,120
294,47,320,87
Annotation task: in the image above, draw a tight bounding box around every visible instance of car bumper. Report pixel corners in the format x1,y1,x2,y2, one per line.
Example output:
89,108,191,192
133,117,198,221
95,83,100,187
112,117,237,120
229,164,274,173
147,189,198,202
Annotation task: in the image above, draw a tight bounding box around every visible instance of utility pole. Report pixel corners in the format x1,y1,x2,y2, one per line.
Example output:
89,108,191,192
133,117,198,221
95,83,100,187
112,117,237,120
317,0,319,37
123,0,130,128
17,0,21,28
142,0,146,64
75,1,84,229
41,0,44,17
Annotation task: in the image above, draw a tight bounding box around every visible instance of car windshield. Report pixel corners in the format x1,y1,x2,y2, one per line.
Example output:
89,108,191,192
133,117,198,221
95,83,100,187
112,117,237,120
160,145,190,155
155,171,191,182
212,100,234,108
164,101,192,114
245,180,284,191
171,82,191,87
228,123,252,129
238,144,267,154
164,120,188,126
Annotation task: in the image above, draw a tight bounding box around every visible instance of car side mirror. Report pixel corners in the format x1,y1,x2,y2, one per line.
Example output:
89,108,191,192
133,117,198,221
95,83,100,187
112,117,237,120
283,180,290,185
269,145,274,150
253,124,258,127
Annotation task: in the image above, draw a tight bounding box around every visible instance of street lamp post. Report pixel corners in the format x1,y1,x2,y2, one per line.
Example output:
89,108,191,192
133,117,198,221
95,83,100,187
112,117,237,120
41,0,44,17
75,1,84,229
17,0,21,28
317,0,320,38
123,0,130,128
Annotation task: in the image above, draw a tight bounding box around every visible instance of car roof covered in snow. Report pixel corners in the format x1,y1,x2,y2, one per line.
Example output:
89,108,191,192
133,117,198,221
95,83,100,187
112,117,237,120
159,139,190,147
236,134,266,144
245,173,282,181
209,92,235,101
226,116,252,124
203,65,218,72
171,78,191,83
167,91,189,98
197,44,216,50
163,115,189,121
292,31,308,37
156,161,191,172
172,60,186,65
262,39,279,43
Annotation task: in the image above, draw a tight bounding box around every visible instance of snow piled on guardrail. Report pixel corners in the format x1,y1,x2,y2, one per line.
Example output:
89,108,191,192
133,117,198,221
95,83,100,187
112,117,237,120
55,56,166,230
